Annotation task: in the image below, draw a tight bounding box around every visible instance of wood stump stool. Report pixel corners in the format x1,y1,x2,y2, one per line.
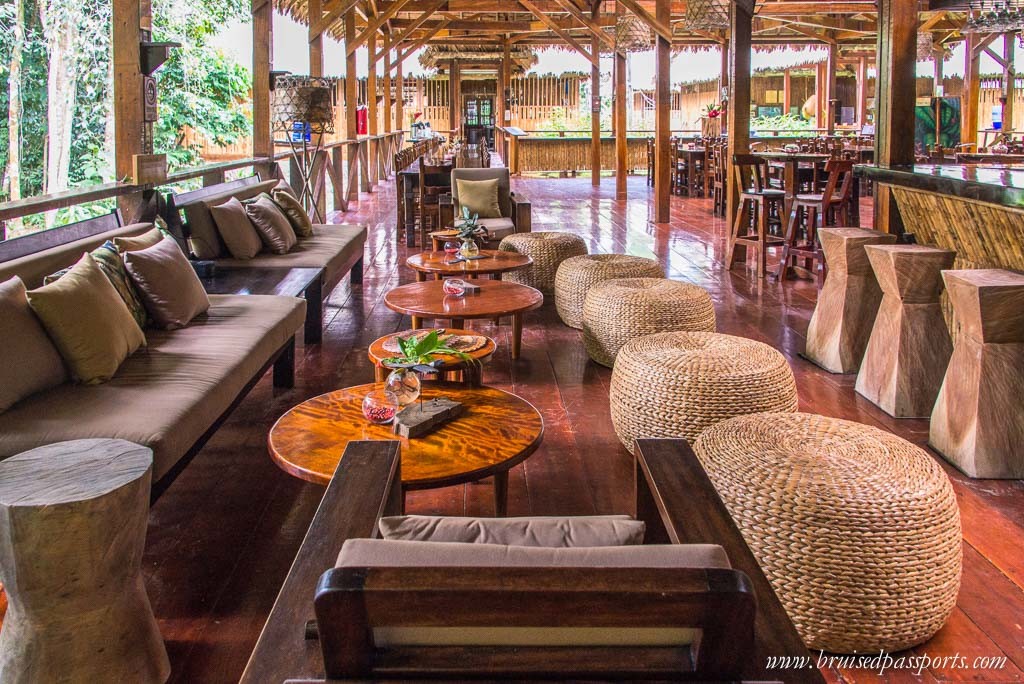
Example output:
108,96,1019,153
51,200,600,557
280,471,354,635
930,269,1024,478
0,439,170,683
855,245,956,417
804,227,897,373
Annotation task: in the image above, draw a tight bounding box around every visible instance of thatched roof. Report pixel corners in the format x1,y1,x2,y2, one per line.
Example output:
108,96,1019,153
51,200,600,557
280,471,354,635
418,45,538,72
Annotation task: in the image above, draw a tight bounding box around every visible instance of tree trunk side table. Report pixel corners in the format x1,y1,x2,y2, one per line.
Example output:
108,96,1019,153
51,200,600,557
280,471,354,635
804,227,897,373
855,244,956,417
930,269,1024,479
0,439,170,683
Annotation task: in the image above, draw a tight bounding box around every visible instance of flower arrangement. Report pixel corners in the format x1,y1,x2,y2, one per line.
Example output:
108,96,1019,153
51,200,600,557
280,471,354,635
704,103,724,119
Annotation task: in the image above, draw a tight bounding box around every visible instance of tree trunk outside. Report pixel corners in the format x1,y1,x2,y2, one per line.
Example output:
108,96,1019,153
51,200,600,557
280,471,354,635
41,0,81,228
4,0,26,236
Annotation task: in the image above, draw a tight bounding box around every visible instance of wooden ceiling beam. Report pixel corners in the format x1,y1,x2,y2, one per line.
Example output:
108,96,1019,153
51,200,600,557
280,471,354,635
396,15,455,63
551,0,619,53
313,0,362,40
347,0,415,54
517,0,600,66
616,0,673,43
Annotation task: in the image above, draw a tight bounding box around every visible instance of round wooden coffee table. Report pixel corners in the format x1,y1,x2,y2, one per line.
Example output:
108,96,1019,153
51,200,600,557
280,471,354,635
406,250,533,282
268,383,544,515
368,328,497,385
429,229,461,251
384,280,543,359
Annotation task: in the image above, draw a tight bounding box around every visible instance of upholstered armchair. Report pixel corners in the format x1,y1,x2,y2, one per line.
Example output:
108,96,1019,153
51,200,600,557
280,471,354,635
439,168,531,247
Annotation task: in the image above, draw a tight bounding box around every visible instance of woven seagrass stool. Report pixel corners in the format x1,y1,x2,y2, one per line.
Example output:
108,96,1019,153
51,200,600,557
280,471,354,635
498,231,588,294
609,331,797,450
554,254,664,328
694,412,962,654
583,278,716,367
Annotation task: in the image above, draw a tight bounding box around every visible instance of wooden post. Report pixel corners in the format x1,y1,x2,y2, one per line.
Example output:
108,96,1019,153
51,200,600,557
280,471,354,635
783,68,792,116
874,0,917,235
345,9,358,202
1003,33,1015,134
367,32,378,186
654,0,671,222
725,0,754,235
396,51,404,136
615,4,627,200
449,60,461,140
963,32,981,150
825,42,838,134
591,7,601,186
383,35,392,134
814,61,824,129
252,0,273,178
856,56,868,128
308,0,323,77
113,0,144,216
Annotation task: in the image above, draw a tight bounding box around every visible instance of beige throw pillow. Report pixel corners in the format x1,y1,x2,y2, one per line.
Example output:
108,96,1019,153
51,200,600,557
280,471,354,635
456,178,502,219
113,227,164,254
0,277,68,411
123,238,211,330
272,190,315,238
209,197,263,259
245,194,297,254
379,515,645,547
26,253,146,384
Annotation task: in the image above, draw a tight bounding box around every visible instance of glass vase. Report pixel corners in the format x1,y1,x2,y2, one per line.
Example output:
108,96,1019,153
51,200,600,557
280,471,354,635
459,237,480,258
384,368,422,406
362,389,399,424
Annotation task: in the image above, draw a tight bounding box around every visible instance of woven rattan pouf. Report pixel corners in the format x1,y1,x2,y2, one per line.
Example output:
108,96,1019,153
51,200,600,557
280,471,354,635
609,331,797,449
583,278,716,367
694,412,962,654
554,254,665,328
498,232,588,294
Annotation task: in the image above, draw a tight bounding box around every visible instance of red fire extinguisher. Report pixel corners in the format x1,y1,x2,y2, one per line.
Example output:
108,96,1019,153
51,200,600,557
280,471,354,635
356,105,368,135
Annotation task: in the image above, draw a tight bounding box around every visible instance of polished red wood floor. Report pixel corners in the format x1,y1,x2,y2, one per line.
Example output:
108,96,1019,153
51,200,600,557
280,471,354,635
139,175,1024,683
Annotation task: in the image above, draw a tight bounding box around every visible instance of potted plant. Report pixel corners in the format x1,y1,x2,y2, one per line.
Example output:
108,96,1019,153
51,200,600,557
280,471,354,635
701,103,724,138
380,330,481,400
454,206,485,258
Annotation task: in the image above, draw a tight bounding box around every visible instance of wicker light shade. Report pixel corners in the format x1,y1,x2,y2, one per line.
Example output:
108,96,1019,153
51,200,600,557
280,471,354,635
272,75,336,134
615,13,655,52
684,0,730,30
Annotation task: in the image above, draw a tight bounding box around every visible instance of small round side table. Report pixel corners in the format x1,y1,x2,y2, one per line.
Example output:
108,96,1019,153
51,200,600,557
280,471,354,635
368,329,497,385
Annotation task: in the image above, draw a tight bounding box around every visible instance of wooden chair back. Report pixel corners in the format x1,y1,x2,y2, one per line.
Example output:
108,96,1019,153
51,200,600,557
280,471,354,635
820,159,855,206
733,154,771,193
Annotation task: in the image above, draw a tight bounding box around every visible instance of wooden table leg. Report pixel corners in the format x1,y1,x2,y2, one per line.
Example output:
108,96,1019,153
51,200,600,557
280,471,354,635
511,313,523,360
416,271,426,282
451,318,465,329
493,471,509,517
303,274,323,344
493,272,503,281
783,160,798,220
374,364,386,383
411,316,423,329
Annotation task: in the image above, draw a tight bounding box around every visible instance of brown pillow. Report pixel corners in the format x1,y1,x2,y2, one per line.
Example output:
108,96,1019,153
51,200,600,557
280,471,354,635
123,238,211,330
274,179,299,200
209,197,262,259
378,515,646,547
272,190,315,238
0,277,68,411
456,178,502,219
26,253,146,385
245,194,297,254
113,227,164,253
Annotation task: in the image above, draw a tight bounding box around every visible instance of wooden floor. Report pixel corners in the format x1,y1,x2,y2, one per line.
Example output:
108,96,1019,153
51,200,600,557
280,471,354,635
139,175,1024,683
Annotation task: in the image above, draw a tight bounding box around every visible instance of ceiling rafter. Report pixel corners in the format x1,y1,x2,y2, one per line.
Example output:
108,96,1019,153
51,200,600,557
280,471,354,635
517,0,600,66
347,0,415,54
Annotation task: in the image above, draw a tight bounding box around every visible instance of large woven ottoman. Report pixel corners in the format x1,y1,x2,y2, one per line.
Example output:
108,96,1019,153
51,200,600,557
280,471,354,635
498,231,588,294
554,254,664,328
584,278,716,367
609,331,797,449
694,412,962,654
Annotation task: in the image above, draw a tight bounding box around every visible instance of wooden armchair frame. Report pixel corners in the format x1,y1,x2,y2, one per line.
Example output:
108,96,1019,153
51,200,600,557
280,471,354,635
241,439,822,683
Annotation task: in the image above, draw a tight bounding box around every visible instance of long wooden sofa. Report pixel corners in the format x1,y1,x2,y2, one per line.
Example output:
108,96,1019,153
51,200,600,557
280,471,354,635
0,211,304,499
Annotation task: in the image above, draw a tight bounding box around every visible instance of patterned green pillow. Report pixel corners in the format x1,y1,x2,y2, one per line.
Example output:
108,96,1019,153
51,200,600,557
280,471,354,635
45,241,148,329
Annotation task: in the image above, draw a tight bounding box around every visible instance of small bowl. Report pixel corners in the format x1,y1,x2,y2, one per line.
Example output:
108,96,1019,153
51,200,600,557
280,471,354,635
442,278,467,297
362,389,399,425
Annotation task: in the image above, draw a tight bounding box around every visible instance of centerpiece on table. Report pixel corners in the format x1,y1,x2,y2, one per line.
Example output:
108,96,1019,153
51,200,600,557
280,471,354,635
701,103,724,139
454,206,488,259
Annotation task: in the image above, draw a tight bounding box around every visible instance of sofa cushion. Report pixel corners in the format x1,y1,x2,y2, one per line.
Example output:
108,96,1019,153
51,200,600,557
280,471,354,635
273,190,315,238
274,179,299,201
245,194,297,254
44,241,149,329
477,217,516,241
124,238,211,330
451,168,512,218
379,515,645,547
210,197,263,260
181,179,278,259
455,178,502,219
215,224,366,285
26,253,146,385
113,227,165,254
0,277,68,412
0,294,306,480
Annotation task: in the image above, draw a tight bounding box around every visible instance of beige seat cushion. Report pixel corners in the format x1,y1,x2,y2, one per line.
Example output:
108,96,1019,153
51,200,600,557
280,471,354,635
477,217,516,240
0,294,305,480
455,178,502,219
210,197,263,260
215,224,366,285
0,277,68,412
379,515,645,547
26,253,146,385
245,194,297,254
123,238,211,330
180,179,278,258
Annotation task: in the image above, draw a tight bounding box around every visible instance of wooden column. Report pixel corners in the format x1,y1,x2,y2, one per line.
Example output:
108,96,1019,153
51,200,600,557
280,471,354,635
653,0,671,223
963,32,981,150
395,50,404,134
308,0,323,77
1003,33,1015,134
814,61,825,129
874,0,917,235
383,36,392,134
344,9,358,202
367,32,378,186
725,0,754,236
856,56,868,128
825,42,838,134
252,0,273,178
448,60,461,139
783,68,792,115
113,0,144,215
591,9,601,187
614,6,627,200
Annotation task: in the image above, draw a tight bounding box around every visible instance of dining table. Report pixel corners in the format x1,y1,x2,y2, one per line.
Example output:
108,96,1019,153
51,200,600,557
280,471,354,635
676,146,707,197
754,151,831,220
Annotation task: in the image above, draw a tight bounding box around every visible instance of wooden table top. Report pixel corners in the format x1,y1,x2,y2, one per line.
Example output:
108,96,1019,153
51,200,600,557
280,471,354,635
406,250,533,277
384,280,544,320
367,328,497,368
756,152,831,163
267,383,544,488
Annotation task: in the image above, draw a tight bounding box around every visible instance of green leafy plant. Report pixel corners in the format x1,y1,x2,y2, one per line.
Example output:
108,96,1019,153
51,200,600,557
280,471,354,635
382,330,473,368
455,205,482,239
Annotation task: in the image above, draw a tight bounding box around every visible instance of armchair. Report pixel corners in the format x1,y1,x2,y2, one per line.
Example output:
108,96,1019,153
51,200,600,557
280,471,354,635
439,168,531,248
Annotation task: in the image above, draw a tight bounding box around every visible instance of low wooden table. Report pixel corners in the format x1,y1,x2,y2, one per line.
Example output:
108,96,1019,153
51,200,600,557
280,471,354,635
368,328,497,385
200,266,325,344
384,280,543,359
429,229,460,251
267,383,544,515
406,250,533,282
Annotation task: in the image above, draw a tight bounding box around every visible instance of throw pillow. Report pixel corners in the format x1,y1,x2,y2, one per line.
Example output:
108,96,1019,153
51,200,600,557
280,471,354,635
123,238,211,330
245,194,297,254
274,179,299,201
272,189,315,238
44,241,148,329
26,253,146,385
209,197,263,259
0,277,68,412
456,178,502,219
113,226,165,253
378,515,646,547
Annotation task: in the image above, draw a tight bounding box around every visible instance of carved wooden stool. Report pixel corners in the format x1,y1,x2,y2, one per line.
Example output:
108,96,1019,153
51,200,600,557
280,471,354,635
930,269,1024,478
855,244,956,417
804,227,897,373
0,439,170,683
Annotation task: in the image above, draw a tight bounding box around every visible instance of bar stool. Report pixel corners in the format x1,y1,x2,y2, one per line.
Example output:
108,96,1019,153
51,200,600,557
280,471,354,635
726,154,786,280
855,245,956,417
804,227,897,373
930,269,1024,478
777,159,856,284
